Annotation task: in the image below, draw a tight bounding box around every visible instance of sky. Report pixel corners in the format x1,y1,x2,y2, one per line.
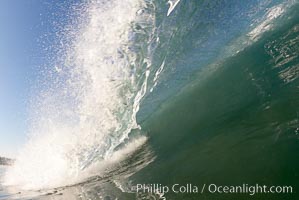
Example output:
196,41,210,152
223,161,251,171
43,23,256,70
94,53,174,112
0,1,75,158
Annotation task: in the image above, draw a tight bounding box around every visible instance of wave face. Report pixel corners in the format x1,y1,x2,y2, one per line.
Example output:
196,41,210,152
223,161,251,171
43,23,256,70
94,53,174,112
137,0,297,122
4,0,156,190
132,2,299,200
2,0,299,199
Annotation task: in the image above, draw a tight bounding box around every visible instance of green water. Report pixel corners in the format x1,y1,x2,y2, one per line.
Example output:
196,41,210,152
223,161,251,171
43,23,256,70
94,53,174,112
133,4,299,200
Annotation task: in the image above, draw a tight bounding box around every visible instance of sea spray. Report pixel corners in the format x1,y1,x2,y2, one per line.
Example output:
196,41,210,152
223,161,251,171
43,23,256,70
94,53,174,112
4,0,156,190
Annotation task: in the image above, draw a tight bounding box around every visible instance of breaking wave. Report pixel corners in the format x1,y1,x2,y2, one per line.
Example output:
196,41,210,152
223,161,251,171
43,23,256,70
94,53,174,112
4,0,156,190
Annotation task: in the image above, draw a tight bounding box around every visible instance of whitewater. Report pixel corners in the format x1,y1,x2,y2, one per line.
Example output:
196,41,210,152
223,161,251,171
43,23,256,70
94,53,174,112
4,0,157,190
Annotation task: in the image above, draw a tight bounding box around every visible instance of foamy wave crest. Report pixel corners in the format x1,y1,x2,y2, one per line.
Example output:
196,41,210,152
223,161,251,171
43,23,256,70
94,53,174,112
4,0,155,190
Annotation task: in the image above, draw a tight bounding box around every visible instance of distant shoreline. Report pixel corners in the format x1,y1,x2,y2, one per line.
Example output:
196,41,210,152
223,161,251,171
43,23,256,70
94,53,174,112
0,157,14,166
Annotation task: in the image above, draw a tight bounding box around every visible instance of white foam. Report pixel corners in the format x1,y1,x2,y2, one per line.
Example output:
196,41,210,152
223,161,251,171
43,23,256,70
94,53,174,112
167,0,181,16
78,136,148,180
150,60,165,92
248,4,286,41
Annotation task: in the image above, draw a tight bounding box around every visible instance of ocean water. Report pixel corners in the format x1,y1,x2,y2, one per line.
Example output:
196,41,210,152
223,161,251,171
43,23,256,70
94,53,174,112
1,0,299,199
